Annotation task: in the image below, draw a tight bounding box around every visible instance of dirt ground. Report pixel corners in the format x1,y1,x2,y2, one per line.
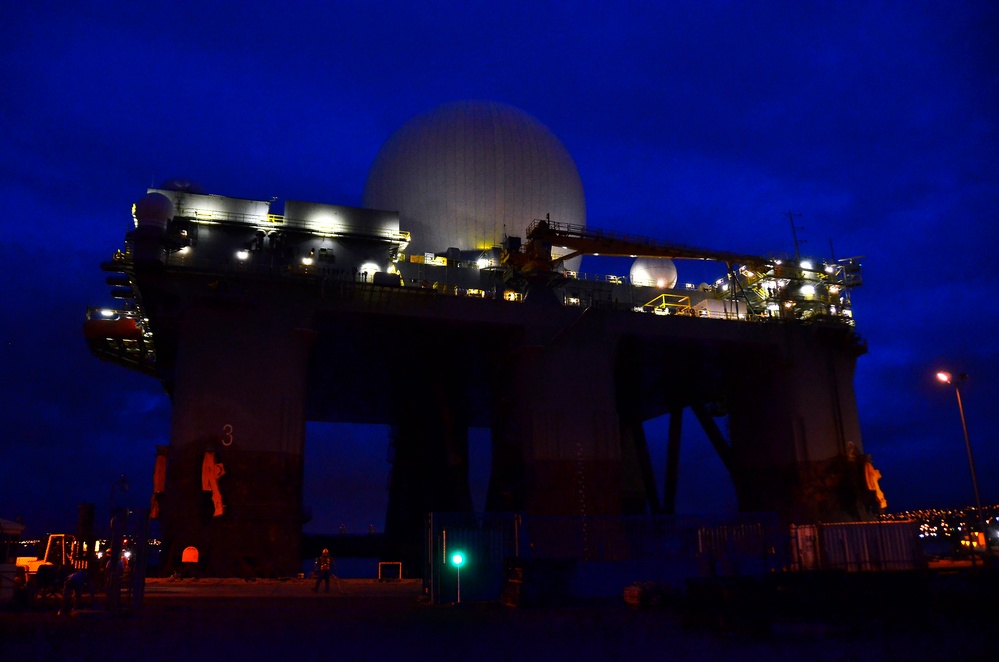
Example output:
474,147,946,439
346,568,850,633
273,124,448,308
1,576,991,661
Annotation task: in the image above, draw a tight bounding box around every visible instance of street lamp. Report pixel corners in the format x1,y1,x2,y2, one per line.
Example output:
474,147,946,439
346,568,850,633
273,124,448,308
451,551,465,604
936,371,986,553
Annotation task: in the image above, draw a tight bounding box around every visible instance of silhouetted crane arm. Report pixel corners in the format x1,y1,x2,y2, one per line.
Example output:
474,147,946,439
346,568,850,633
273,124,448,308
524,219,773,270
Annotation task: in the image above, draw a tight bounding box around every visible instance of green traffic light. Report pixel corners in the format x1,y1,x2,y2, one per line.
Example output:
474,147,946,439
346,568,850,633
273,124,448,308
452,552,464,566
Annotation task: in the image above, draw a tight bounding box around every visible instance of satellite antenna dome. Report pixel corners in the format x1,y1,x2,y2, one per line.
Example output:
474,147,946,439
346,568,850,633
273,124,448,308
133,191,174,231
364,100,586,270
630,257,678,289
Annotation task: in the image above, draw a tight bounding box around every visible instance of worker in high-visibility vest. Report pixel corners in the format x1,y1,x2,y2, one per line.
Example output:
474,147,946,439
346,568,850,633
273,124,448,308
312,549,332,593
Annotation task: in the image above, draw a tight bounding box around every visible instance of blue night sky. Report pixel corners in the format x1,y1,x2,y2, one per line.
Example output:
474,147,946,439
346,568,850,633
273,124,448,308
1,1,996,537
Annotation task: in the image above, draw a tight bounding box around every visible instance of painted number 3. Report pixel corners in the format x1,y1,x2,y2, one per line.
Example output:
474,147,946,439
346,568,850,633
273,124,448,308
221,424,234,446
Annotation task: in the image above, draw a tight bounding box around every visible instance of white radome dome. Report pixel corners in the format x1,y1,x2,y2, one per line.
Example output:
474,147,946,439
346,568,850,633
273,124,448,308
630,257,678,289
133,192,174,230
363,100,586,270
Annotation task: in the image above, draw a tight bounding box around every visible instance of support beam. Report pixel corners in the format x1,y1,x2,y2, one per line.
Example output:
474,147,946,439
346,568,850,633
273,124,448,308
692,402,734,474
620,419,660,515
663,406,684,514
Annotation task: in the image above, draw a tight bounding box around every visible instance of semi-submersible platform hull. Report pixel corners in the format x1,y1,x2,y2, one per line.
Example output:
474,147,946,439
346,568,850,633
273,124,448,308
86,191,874,576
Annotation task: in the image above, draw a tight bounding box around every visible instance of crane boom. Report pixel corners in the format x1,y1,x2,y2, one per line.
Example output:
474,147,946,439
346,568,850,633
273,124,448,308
500,218,862,326
507,219,773,273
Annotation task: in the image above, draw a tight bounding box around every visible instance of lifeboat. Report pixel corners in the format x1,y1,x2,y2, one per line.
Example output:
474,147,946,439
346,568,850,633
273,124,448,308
83,317,143,340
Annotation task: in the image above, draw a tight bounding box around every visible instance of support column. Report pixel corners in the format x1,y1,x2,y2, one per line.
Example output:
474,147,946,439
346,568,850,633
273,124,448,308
620,419,660,515
385,375,472,571
726,325,871,523
663,406,684,515
488,337,623,519
161,302,313,577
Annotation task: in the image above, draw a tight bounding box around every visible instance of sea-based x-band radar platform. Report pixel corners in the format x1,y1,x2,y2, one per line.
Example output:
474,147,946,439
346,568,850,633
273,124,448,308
85,101,875,577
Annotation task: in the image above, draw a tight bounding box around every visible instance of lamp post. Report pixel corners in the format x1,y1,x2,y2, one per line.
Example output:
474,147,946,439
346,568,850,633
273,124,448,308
936,371,987,555
452,552,465,604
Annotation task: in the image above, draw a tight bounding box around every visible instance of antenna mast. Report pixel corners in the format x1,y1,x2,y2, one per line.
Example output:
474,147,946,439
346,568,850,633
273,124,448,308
786,210,804,261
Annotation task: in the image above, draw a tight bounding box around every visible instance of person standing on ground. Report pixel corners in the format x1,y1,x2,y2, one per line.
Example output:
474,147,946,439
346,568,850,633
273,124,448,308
59,570,92,616
313,548,332,593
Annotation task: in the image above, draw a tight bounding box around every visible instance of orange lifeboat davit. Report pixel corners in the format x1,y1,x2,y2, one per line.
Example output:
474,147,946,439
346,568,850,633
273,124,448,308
83,317,143,340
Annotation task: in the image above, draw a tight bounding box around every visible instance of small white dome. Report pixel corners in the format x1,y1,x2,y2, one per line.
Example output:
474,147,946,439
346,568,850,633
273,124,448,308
630,257,678,289
133,192,174,230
